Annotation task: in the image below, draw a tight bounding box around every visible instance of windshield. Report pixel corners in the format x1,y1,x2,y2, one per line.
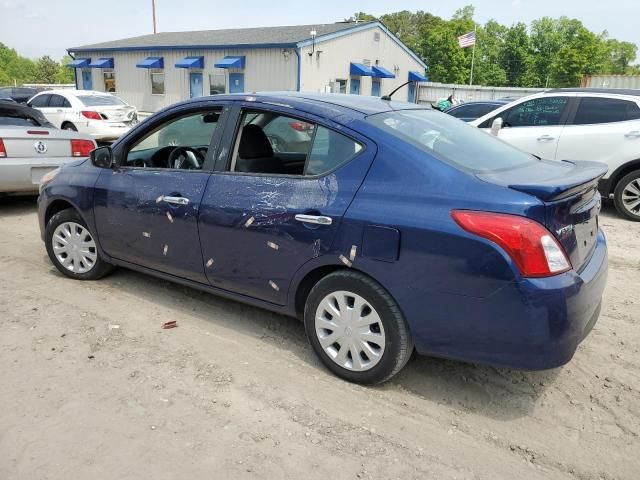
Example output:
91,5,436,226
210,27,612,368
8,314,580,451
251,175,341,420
77,95,125,107
367,109,537,173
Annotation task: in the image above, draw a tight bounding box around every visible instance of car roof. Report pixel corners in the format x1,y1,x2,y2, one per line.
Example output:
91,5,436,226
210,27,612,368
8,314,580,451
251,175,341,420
185,92,424,119
546,87,640,97
33,89,114,97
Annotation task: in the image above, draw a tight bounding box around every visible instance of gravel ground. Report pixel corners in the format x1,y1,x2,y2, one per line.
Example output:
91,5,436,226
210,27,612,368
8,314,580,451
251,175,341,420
1,197,638,480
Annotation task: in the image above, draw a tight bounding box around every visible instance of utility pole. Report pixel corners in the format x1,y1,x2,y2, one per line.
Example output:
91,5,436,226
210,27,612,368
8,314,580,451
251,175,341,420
152,0,157,34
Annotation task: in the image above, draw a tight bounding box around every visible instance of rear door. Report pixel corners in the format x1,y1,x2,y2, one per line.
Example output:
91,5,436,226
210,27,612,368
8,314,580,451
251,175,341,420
93,103,230,282
28,94,54,124
482,95,572,160
556,96,640,171
198,104,376,304
46,94,72,127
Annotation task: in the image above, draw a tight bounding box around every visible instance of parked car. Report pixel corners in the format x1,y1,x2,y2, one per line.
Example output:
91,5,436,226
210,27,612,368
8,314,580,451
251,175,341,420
0,86,44,104
28,89,138,141
38,93,608,384
471,88,640,221
444,99,509,122
0,102,96,194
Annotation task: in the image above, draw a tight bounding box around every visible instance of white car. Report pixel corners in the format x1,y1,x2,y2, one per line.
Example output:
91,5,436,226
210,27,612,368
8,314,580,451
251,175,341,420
0,100,96,194
471,88,640,221
27,90,138,142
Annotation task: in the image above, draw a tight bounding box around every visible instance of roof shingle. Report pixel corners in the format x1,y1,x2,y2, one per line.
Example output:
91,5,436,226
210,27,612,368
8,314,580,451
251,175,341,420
70,22,369,51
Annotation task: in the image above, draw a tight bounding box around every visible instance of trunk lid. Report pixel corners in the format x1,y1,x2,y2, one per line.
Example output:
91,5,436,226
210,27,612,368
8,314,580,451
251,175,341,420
88,105,137,124
477,159,608,271
0,126,88,158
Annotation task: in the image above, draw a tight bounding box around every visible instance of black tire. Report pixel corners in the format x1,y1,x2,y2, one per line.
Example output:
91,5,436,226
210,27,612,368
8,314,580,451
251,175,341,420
45,208,114,280
62,122,77,131
304,270,413,384
613,170,640,222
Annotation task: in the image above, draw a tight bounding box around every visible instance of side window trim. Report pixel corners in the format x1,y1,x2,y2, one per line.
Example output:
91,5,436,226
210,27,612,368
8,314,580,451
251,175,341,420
114,103,231,173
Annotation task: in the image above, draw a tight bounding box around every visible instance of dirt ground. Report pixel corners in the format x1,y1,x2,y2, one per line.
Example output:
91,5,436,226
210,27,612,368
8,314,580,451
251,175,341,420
0,197,638,480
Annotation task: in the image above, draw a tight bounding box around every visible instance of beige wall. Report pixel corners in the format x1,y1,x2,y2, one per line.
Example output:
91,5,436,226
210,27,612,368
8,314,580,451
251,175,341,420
76,48,297,112
299,25,425,99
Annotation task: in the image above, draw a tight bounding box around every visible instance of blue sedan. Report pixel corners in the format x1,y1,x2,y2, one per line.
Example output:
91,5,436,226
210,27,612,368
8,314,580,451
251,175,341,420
37,93,608,384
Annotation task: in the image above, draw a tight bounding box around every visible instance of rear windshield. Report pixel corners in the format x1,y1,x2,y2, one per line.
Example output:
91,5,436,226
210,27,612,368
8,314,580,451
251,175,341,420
0,115,39,126
366,109,537,173
77,95,125,107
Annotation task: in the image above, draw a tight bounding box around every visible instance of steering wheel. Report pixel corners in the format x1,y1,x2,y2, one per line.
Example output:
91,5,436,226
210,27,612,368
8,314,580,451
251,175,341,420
167,146,204,170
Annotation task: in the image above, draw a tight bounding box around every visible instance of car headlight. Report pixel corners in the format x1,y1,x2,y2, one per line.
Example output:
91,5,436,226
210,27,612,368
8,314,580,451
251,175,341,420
39,167,60,194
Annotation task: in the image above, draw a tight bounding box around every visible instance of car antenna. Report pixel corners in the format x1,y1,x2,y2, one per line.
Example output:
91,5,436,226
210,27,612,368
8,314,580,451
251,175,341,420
381,81,413,101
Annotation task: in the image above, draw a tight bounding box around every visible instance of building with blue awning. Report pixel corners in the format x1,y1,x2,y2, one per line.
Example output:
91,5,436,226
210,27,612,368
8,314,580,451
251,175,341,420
68,21,427,112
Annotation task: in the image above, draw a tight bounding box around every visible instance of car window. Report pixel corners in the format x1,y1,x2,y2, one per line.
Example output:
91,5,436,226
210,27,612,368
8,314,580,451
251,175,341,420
0,114,39,126
16,88,35,96
367,109,537,173
231,110,362,176
48,94,67,108
29,94,51,108
77,95,125,107
126,110,221,170
0,88,11,98
502,97,569,127
573,97,640,125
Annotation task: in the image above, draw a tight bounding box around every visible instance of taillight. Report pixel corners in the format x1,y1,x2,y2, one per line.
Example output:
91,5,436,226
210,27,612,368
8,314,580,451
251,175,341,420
71,139,95,157
289,121,314,132
0,139,6,158
451,210,572,277
81,110,102,120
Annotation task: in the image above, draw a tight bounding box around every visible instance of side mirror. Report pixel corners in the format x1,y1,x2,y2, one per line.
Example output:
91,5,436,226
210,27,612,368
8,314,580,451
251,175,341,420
90,146,114,169
490,117,504,136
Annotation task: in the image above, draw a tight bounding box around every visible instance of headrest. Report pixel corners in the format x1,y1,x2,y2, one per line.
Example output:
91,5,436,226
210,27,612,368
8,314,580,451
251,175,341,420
239,124,273,159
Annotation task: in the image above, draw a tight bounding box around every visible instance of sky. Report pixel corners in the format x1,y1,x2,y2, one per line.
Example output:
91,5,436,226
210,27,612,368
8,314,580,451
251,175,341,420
1,0,639,59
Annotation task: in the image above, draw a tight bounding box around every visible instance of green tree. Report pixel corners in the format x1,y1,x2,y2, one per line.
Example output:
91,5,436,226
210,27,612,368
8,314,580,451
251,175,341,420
55,55,75,84
33,55,59,83
501,23,534,87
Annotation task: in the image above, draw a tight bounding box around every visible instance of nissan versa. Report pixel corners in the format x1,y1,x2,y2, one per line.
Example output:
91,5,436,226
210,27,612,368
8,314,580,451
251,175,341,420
37,93,608,384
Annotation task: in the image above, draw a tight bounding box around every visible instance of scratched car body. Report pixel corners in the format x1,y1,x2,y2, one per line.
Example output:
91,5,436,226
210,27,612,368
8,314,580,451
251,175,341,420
38,92,608,384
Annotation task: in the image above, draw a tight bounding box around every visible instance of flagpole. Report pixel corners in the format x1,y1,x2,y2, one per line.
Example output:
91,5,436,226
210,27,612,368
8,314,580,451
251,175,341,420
469,23,477,86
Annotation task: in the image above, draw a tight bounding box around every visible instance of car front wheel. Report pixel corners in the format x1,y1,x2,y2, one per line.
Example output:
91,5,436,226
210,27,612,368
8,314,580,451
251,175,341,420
45,209,113,280
304,271,413,384
613,170,640,221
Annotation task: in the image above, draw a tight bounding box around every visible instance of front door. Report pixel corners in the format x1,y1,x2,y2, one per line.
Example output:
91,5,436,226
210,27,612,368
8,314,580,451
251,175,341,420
82,70,92,90
198,105,376,304
350,78,360,95
371,79,381,97
93,105,227,282
490,95,572,160
229,73,244,94
408,82,416,103
189,72,203,98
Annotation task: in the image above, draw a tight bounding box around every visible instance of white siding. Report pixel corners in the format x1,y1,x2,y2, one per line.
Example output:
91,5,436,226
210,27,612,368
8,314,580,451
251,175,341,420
76,48,297,112
299,25,425,98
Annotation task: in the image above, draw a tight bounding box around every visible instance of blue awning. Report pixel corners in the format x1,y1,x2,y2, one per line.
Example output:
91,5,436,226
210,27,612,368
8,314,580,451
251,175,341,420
409,71,428,82
350,63,374,76
67,58,91,68
372,66,395,79
175,56,204,69
214,56,245,69
88,57,114,69
136,57,164,69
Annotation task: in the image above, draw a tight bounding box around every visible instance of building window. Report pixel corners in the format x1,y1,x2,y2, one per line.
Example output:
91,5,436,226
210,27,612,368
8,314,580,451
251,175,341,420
151,72,165,95
103,71,116,92
209,71,226,95
334,79,347,94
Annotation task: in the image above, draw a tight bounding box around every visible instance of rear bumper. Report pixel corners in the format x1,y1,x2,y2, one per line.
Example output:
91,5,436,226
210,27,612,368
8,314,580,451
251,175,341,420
82,121,134,141
0,157,77,194
413,230,608,370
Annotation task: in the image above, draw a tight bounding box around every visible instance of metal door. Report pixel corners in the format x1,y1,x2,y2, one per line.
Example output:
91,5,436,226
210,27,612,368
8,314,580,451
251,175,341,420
81,70,92,90
229,73,244,94
350,78,360,95
371,79,381,97
189,72,203,98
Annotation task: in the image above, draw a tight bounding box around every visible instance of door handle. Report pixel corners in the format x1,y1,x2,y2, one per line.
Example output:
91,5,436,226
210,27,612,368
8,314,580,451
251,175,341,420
162,196,189,205
295,214,332,226
56,109,63,113
537,135,555,141
625,131,640,138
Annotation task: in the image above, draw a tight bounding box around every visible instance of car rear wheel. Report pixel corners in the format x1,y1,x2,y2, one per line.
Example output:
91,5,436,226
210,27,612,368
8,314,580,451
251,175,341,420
62,122,77,131
45,209,113,280
304,270,413,384
613,170,640,221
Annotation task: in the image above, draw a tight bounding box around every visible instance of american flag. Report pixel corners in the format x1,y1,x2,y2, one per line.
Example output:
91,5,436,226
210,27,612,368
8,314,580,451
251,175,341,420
457,31,476,48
